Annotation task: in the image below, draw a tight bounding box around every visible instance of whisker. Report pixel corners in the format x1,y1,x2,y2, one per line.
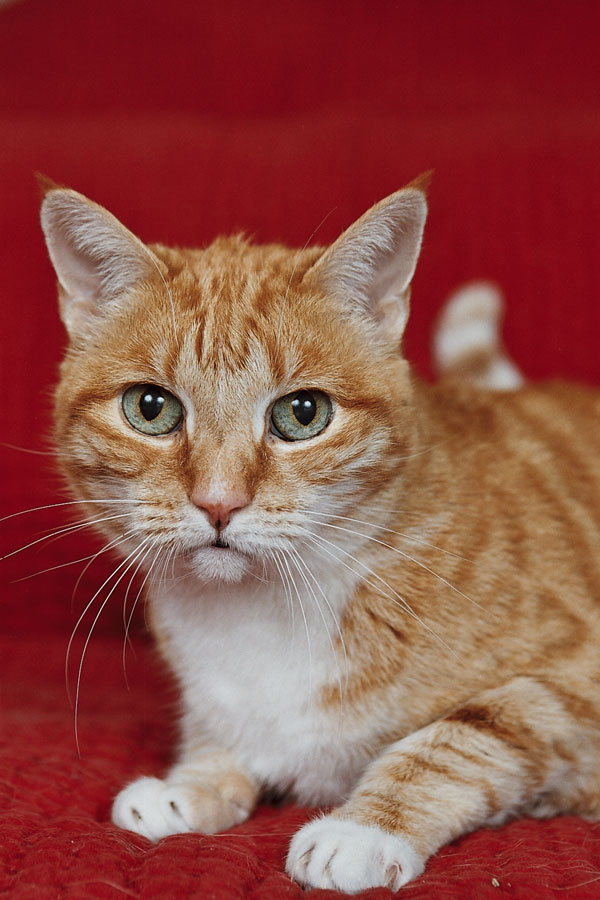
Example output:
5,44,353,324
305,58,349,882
122,538,158,650
69,527,140,613
274,548,297,635
287,545,348,711
154,540,178,590
288,544,348,671
307,511,472,563
143,247,180,350
278,548,313,688
394,441,448,462
13,550,105,583
297,526,456,657
271,549,295,638
0,440,54,456
141,544,169,631
65,531,145,707
308,519,483,612
122,539,162,687
276,206,337,344
12,528,138,583
0,498,149,526
287,546,334,653
169,542,179,582
71,537,153,757
1,512,135,561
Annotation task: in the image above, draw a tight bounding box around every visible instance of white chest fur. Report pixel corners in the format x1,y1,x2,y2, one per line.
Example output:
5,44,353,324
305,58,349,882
150,562,370,804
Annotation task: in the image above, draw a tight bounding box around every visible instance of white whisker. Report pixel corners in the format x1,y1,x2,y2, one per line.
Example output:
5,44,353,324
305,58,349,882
308,510,472,563
0,440,54,456
271,549,295,638
276,207,336,344
298,526,456,657
71,537,153,757
143,248,180,350
122,539,158,645
153,540,177,591
13,526,139,583
287,545,348,713
308,519,482,612
65,531,145,707
0,498,149,526
122,539,163,686
278,548,313,690
69,527,141,612
1,511,135,561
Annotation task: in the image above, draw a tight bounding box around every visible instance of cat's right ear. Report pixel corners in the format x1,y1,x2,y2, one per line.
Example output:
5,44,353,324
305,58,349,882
39,180,162,338
303,173,430,346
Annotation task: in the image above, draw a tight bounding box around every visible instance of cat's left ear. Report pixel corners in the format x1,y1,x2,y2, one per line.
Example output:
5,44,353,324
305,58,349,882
39,179,163,339
303,173,430,344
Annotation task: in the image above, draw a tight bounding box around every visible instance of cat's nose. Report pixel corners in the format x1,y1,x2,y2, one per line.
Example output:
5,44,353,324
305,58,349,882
191,489,250,530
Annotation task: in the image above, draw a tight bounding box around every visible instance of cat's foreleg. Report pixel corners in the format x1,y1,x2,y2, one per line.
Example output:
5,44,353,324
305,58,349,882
112,747,259,841
287,675,590,892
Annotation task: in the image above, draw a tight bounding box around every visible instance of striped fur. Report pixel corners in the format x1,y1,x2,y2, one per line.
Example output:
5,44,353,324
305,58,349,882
43,180,600,892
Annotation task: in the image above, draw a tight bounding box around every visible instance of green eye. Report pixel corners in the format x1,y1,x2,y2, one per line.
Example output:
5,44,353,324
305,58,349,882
122,384,183,435
271,390,333,441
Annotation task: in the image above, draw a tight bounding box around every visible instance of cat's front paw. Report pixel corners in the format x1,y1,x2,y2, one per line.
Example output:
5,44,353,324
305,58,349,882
111,775,251,841
286,816,425,893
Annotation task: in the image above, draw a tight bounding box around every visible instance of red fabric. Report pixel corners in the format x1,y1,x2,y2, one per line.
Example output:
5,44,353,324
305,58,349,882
1,1,599,897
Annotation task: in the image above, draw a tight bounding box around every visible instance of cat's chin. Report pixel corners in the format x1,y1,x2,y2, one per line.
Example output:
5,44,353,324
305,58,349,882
187,546,252,583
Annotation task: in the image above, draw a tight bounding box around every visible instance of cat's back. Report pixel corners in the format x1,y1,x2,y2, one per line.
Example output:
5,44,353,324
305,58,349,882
418,376,600,598
391,376,600,684
427,377,600,470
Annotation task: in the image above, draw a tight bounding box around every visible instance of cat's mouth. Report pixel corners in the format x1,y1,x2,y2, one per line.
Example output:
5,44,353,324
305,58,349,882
187,537,252,583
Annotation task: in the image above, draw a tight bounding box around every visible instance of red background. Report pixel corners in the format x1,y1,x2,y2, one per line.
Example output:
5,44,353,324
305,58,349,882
1,1,600,897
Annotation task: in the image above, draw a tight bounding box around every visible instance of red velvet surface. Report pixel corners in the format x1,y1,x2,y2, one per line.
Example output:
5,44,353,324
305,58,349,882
1,1,599,897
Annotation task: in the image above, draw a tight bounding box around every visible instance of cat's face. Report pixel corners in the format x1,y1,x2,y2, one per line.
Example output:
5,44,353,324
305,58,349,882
45,180,428,584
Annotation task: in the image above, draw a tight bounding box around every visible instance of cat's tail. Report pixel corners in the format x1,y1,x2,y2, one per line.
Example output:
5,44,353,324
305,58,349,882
432,281,524,390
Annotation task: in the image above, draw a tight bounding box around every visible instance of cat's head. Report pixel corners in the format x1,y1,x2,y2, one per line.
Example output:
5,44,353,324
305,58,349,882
42,176,428,584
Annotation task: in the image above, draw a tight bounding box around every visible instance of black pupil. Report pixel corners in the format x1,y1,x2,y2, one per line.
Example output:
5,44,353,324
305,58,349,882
292,391,316,426
139,387,165,421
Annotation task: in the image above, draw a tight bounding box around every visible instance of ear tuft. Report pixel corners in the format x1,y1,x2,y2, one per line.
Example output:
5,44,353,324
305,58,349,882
35,172,62,198
406,170,434,194
303,176,429,344
40,186,160,338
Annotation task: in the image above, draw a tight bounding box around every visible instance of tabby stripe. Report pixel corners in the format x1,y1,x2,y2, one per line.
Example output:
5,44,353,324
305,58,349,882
521,457,600,595
445,704,538,757
513,398,600,516
366,608,405,641
536,678,600,726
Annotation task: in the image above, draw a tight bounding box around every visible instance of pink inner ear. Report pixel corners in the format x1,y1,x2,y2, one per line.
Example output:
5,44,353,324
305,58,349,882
41,188,159,337
373,291,411,343
303,187,426,343
53,225,108,303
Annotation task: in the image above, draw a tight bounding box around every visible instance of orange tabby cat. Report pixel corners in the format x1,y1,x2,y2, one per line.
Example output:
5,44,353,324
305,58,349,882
41,176,600,893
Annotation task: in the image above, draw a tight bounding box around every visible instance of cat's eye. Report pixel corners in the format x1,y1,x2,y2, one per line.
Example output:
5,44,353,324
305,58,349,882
271,390,333,441
122,384,183,435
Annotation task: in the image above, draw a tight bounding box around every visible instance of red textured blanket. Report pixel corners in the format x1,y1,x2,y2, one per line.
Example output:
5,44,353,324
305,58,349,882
1,1,600,897
4,637,600,900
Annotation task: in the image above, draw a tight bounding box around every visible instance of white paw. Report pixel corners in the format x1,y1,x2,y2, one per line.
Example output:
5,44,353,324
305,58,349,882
286,816,425,893
111,775,250,841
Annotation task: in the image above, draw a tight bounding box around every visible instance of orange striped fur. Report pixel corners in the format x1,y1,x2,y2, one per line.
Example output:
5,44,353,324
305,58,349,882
41,178,600,893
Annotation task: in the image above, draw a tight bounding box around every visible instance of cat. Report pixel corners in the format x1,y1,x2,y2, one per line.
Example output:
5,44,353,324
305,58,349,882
40,175,600,894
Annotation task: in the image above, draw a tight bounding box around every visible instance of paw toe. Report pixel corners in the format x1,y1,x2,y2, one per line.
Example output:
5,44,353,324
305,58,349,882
112,776,174,841
286,817,424,893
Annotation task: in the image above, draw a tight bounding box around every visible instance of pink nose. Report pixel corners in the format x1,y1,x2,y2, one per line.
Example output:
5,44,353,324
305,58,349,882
191,490,250,530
